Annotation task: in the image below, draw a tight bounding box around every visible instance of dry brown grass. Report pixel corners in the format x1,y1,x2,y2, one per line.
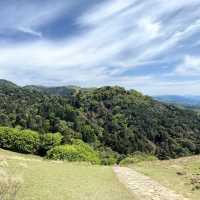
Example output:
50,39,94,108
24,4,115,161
0,158,23,200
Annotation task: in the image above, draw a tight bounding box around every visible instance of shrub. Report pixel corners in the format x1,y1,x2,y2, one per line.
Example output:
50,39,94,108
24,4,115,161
39,133,63,155
120,152,157,165
72,139,100,164
98,147,119,165
46,139,100,164
0,127,40,154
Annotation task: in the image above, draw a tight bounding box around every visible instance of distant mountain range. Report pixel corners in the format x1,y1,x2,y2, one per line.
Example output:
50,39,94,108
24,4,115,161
154,95,200,107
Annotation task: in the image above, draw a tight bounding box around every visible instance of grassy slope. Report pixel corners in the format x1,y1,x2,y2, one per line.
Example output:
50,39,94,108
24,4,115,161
130,156,200,200
0,149,134,200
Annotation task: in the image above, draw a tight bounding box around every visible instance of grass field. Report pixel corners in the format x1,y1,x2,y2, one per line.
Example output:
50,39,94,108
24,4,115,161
130,156,200,200
3,148,200,200
0,149,134,200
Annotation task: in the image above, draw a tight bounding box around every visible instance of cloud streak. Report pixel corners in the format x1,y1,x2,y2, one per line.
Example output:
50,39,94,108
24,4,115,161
174,55,200,76
0,0,200,94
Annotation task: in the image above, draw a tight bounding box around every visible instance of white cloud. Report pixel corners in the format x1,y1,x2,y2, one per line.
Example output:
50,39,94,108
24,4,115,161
0,0,73,36
79,0,135,26
174,55,200,76
138,17,161,39
110,76,200,95
17,27,42,38
0,0,200,94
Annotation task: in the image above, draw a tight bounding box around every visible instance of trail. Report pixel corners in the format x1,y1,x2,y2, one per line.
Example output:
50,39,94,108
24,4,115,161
113,166,189,200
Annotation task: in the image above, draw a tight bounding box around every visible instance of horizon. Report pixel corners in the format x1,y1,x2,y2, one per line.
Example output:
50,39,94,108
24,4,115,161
0,0,200,95
2,78,200,97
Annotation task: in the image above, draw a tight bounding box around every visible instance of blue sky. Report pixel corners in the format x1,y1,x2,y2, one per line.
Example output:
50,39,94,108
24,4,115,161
0,0,200,95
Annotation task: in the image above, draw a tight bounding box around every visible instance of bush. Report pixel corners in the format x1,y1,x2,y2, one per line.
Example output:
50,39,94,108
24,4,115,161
120,152,157,165
98,147,119,165
39,133,62,155
0,127,40,154
46,139,100,164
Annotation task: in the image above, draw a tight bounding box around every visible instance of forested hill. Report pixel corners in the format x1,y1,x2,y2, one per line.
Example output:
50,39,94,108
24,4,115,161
23,85,79,97
0,79,200,159
23,85,95,97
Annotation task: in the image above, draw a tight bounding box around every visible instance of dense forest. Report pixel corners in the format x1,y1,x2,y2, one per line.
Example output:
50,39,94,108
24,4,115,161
0,79,200,160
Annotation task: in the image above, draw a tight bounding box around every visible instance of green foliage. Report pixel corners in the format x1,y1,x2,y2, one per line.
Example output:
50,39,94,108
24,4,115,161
120,152,158,165
0,114,10,127
1,80,200,160
46,140,100,164
39,132,63,155
56,120,81,143
81,124,97,143
98,147,119,165
0,127,40,154
76,86,200,159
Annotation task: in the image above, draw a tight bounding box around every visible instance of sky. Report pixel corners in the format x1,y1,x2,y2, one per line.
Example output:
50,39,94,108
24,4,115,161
0,0,200,95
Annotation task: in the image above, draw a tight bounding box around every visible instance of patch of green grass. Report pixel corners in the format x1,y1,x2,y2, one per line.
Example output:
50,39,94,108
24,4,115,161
0,149,134,200
120,152,157,165
129,156,200,200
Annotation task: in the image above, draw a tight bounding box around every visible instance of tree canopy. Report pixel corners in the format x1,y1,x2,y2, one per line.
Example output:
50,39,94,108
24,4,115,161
1,80,200,159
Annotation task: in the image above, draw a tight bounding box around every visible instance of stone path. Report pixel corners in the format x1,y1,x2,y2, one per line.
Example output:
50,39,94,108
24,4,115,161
113,166,189,200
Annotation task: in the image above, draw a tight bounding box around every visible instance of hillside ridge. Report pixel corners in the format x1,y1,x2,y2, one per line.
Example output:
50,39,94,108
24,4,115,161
0,79,200,160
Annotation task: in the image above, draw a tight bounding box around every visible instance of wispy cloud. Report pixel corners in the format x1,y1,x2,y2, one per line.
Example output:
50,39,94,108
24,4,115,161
17,27,42,38
0,0,200,94
174,55,200,76
0,0,73,37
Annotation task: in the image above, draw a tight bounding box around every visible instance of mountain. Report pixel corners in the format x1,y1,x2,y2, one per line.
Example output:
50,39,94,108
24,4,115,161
0,79,18,88
24,85,78,97
24,85,95,97
1,80,200,159
155,95,200,107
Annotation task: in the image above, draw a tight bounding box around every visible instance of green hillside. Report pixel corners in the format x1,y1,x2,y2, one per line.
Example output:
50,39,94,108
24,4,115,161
0,80,200,160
